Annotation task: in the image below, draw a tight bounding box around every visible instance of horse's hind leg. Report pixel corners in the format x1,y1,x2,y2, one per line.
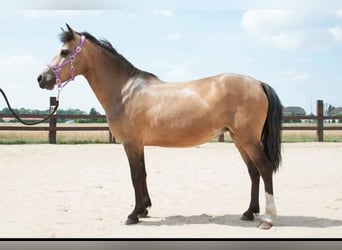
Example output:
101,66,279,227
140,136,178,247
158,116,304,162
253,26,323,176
123,143,150,224
231,134,260,221
239,141,277,229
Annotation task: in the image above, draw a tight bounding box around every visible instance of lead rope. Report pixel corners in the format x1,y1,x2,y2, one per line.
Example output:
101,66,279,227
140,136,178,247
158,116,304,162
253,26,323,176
0,87,59,126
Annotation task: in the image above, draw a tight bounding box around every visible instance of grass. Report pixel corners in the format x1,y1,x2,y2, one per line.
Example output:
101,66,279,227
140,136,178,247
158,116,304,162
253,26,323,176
0,123,341,144
0,123,110,144
222,130,342,143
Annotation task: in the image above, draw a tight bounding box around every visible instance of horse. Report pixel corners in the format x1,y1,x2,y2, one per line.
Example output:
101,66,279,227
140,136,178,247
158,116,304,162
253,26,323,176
37,24,282,230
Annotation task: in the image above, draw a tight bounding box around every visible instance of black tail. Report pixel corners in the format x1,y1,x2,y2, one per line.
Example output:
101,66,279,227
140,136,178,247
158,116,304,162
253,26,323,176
261,82,283,172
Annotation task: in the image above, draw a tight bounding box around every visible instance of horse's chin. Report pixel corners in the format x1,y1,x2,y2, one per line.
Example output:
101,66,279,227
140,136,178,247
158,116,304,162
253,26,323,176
39,82,55,90
45,85,55,91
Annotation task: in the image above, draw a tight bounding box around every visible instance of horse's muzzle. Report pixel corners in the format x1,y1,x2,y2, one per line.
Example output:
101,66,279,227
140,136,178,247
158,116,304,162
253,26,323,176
37,71,56,90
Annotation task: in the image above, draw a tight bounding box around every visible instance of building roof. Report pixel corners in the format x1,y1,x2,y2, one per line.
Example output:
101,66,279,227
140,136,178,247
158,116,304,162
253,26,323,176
283,106,306,116
329,107,342,116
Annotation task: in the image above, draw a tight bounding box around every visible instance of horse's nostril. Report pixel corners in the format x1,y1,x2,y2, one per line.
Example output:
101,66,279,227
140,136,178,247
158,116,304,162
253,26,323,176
37,74,43,83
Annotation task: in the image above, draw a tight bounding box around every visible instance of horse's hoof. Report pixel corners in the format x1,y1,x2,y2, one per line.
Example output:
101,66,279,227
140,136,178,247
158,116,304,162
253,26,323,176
125,217,139,225
258,221,273,230
241,213,254,221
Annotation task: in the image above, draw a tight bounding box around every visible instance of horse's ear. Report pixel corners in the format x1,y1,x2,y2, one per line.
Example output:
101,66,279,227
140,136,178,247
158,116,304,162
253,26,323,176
60,27,65,32
65,23,75,39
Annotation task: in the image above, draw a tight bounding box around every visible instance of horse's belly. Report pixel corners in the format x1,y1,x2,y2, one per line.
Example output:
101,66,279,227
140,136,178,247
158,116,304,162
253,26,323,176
143,125,227,147
142,103,228,147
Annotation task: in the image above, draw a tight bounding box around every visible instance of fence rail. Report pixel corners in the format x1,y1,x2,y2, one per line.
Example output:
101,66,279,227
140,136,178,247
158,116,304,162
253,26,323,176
1,99,341,143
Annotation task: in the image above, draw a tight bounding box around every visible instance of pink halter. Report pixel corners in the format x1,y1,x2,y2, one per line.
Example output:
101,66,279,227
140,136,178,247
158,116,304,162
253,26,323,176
47,35,86,90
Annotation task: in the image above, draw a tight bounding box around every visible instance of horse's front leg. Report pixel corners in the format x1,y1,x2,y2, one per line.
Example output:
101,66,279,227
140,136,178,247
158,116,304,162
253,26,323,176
140,148,152,209
124,143,148,225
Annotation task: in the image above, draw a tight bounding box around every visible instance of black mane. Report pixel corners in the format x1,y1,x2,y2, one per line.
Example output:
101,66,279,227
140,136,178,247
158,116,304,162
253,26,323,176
59,31,157,79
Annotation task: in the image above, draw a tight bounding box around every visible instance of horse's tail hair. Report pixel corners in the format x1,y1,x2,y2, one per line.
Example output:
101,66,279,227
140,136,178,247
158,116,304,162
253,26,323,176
261,82,283,172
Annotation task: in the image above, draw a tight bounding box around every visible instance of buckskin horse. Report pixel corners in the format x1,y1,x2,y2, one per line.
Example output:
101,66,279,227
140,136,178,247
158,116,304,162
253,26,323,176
37,24,282,229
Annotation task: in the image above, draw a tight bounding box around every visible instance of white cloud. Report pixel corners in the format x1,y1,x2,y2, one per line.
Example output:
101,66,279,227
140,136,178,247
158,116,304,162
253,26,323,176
128,12,138,19
153,60,195,82
159,9,174,17
328,26,342,42
0,55,47,105
242,10,338,50
284,70,309,81
0,12,12,19
242,10,297,34
293,73,309,81
271,32,303,50
0,55,42,70
335,10,342,18
0,55,44,86
149,9,175,18
165,32,182,42
163,65,193,82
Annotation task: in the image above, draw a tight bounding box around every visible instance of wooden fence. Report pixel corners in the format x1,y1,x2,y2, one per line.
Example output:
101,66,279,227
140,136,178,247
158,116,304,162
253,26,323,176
0,99,341,144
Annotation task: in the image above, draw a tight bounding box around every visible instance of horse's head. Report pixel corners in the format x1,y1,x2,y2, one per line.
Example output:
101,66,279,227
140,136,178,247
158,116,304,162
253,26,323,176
37,24,87,90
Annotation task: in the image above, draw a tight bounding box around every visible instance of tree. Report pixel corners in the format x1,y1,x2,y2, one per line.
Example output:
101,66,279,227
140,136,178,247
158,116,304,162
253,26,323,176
89,107,100,116
327,104,335,116
89,108,106,123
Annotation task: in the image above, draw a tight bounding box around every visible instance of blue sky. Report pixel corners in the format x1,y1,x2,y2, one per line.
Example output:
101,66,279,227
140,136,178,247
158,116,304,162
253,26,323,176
0,1,342,114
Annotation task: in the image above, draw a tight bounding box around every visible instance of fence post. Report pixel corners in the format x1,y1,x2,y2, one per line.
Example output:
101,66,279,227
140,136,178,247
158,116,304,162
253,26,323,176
316,100,324,142
49,97,57,144
109,130,116,143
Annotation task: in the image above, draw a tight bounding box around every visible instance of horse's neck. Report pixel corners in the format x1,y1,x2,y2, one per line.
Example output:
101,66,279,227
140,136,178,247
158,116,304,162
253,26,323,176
83,46,133,114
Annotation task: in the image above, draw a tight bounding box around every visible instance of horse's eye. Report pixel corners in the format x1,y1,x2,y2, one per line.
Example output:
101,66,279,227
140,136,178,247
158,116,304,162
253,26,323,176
60,49,70,57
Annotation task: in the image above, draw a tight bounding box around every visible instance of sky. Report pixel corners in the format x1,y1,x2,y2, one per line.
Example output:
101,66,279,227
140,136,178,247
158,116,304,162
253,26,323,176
0,1,342,115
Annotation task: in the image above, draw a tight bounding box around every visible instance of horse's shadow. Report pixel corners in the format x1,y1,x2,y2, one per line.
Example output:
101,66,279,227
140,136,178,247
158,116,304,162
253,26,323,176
140,213,342,228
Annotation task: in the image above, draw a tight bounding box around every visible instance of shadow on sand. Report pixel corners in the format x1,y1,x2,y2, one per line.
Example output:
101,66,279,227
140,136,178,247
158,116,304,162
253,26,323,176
140,213,342,228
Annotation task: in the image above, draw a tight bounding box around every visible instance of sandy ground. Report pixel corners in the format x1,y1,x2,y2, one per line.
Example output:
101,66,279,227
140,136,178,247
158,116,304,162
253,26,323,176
0,142,341,238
